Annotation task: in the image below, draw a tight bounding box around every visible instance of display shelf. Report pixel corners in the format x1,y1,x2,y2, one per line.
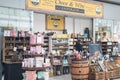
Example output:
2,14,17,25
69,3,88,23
53,64,62,66
3,61,22,64
30,44,44,46
52,43,68,45
5,48,13,50
49,34,70,75
2,36,30,63
19,34,52,74
22,53,44,57
52,47,68,50
72,34,92,52
52,56,62,58
5,54,15,56
5,41,15,43
22,67,51,71
100,41,118,55
43,36,49,52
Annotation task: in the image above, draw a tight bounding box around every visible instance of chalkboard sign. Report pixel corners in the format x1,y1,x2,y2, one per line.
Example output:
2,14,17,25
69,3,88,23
89,43,103,59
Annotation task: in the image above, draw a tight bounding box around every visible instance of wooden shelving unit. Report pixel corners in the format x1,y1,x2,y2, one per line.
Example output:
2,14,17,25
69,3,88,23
43,36,49,51
71,34,93,52
100,41,118,55
48,34,71,76
22,66,51,71
2,36,30,64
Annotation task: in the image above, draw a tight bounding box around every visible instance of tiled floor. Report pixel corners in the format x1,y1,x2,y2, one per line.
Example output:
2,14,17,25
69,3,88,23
2,74,120,80
50,74,72,80
49,74,120,80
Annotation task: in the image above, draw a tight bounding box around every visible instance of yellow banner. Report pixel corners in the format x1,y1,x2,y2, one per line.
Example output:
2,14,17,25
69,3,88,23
46,15,65,30
26,0,103,18
52,34,70,38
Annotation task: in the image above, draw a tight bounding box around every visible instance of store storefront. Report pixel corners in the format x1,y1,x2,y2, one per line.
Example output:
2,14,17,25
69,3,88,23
0,0,120,80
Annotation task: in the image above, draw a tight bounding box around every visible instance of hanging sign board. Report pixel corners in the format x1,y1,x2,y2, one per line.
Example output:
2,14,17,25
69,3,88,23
46,15,65,30
26,0,103,18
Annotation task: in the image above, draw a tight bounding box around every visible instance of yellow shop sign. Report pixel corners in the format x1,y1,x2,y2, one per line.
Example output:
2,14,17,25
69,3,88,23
52,34,70,38
26,0,103,18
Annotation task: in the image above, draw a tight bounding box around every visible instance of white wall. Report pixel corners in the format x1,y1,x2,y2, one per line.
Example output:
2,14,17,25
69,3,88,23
103,3,120,20
33,13,92,35
0,0,120,35
0,0,25,9
65,17,74,34
33,13,45,32
0,0,92,35
74,18,92,35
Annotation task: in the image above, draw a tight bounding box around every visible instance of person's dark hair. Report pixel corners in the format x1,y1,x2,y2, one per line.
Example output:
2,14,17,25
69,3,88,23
74,39,83,52
77,39,80,42
103,32,106,36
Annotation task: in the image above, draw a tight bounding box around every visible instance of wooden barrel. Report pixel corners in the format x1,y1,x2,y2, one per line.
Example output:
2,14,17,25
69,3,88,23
71,60,89,80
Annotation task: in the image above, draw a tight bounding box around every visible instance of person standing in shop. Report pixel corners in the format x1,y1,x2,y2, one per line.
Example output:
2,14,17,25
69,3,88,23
74,39,83,52
100,32,108,42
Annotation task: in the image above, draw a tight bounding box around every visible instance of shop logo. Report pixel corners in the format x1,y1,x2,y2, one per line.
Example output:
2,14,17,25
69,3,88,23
31,0,40,5
96,7,101,14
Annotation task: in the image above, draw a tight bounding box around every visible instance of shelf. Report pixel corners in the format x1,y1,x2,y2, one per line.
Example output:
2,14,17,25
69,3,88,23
52,47,68,50
52,38,68,39
62,65,70,67
23,54,44,56
4,36,15,38
3,61,22,64
53,64,62,66
15,41,24,43
52,43,68,45
2,36,49,64
52,56,62,58
5,41,14,43
5,48,13,50
101,44,112,46
69,45,74,46
44,40,48,41
30,44,44,46
103,51,112,52
82,41,91,42
22,66,51,70
5,54,15,56
24,41,30,43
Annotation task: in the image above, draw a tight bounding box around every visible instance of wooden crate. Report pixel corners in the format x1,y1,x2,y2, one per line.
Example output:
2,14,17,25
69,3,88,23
113,68,120,77
109,70,115,78
106,71,110,79
89,72,105,80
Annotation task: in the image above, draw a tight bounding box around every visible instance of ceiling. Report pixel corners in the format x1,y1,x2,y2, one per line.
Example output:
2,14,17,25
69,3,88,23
94,0,120,5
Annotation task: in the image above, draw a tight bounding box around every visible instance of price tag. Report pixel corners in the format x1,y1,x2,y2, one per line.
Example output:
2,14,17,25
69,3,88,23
23,47,26,51
13,47,17,51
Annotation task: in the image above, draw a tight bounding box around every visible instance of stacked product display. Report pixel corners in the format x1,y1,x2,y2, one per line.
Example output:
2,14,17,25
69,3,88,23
100,41,118,55
2,30,51,80
2,30,120,80
89,60,120,80
49,34,73,76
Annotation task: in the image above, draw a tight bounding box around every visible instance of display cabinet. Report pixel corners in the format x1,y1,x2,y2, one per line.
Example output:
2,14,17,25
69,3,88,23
100,41,118,55
2,36,30,64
